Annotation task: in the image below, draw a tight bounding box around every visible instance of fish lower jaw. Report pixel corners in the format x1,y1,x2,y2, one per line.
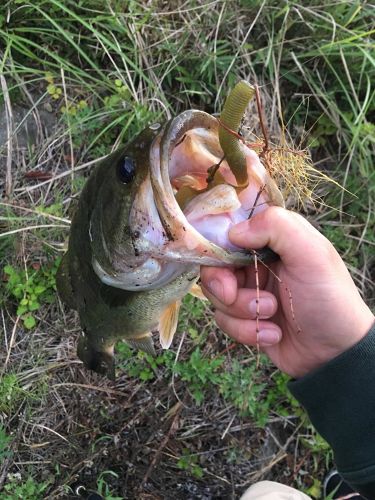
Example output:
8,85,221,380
92,256,196,291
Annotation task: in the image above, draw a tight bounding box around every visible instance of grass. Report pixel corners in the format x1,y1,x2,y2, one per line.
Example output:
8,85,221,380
0,0,374,498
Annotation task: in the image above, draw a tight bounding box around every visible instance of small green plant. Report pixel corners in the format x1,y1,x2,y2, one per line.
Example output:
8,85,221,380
219,360,268,424
103,78,131,109
309,114,338,147
0,374,26,414
261,370,303,422
178,294,210,344
218,360,303,426
0,373,46,415
0,425,12,464
117,342,174,381
174,348,224,404
3,259,59,329
177,449,204,479
2,475,50,500
304,478,322,499
35,201,64,218
96,471,124,500
302,426,333,466
45,72,62,100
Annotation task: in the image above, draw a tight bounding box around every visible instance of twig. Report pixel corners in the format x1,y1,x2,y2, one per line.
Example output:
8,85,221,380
0,202,71,224
139,399,184,489
51,382,131,398
0,74,14,197
2,315,21,373
291,449,312,482
246,421,304,484
14,155,107,194
221,414,236,440
61,67,75,183
253,250,260,367
247,184,266,220
0,224,70,238
171,331,188,406
255,84,269,152
206,155,225,185
26,422,70,445
216,118,248,145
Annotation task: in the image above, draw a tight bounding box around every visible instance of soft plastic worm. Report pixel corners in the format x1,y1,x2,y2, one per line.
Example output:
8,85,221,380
218,80,255,188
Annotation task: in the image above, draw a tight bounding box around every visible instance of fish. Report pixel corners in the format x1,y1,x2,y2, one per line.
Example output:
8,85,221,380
56,93,284,379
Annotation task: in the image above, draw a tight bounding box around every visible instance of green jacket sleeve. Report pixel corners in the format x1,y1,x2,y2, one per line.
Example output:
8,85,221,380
288,323,375,499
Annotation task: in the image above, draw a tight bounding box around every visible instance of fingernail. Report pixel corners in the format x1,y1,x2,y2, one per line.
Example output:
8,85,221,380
258,329,281,346
208,279,225,303
249,298,275,318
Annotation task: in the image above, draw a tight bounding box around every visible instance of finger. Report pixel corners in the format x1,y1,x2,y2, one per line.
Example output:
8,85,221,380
200,266,238,305
229,206,332,268
242,261,269,289
215,310,282,347
234,267,246,288
202,287,278,319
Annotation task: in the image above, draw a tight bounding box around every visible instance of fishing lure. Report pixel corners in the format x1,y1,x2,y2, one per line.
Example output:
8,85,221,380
218,80,255,188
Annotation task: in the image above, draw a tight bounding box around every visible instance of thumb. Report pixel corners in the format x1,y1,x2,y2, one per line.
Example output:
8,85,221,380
229,207,332,268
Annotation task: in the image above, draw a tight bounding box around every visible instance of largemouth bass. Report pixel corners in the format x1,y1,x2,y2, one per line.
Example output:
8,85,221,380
57,105,283,379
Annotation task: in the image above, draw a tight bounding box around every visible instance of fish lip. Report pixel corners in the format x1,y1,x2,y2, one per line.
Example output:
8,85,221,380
149,110,256,266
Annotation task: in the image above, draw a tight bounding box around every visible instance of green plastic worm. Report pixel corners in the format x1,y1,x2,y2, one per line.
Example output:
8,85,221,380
218,80,255,188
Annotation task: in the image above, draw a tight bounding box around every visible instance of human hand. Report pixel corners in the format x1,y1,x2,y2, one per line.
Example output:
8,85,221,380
200,207,374,378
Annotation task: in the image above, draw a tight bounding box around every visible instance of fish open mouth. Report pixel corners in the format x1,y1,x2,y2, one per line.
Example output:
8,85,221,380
94,110,283,292
146,110,283,265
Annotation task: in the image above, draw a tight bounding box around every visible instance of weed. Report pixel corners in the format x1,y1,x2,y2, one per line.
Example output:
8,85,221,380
96,471,124,500
0,372,47,416
117,342,175,381
218,360,301,427
177,448,204,479
220,359,270,425
3,260,59,329
0,425,12,464
1,475,50,500
0,373,25,414
302,426,333,468
174,348,224,405
304,478,322,499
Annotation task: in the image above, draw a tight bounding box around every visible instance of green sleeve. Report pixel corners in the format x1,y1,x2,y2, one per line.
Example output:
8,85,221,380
288,323,375,499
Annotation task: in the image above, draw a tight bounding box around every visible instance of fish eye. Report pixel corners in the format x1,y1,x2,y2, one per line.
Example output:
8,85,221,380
117,156,135,184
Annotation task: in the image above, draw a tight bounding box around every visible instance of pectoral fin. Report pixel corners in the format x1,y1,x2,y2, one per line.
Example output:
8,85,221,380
159,301,181,349
189,282,208,301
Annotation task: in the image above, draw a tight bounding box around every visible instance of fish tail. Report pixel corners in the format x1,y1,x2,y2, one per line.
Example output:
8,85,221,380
77,334,115,380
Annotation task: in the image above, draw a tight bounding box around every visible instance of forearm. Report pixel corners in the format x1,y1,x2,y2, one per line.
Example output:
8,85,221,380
288,323,375,498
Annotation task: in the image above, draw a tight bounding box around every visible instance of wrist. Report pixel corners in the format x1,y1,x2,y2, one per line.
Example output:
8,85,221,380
300,311,375,378
287,323,375,480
